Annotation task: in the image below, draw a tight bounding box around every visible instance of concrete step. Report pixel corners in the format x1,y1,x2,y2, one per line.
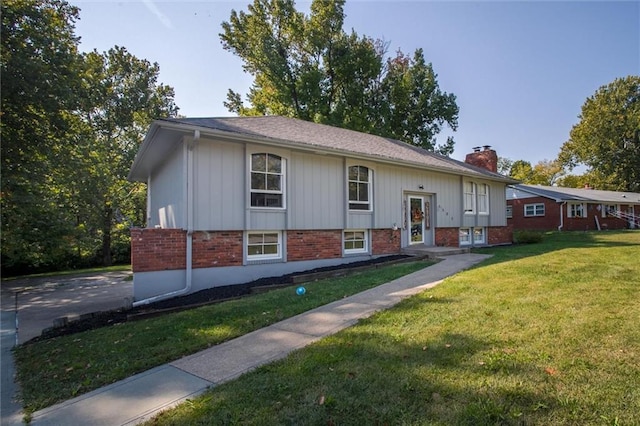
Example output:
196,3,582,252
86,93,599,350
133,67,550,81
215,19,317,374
401,245,470,259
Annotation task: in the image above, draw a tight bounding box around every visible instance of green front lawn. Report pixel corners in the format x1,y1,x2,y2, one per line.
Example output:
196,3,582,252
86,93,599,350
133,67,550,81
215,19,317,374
147,231,640,425
14,260,432,413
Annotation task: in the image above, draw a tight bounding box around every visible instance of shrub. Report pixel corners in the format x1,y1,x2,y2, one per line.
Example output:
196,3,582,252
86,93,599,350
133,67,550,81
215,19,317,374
513,230,543,244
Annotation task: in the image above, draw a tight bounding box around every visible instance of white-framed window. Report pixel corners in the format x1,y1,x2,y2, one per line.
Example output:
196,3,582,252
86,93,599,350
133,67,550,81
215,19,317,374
463,182,475,214
473,227,485,244
246,231,282,260
568,203,585,218
506,205,513,219
477,184,489,214
250,153,285,208
348,166,372,210
343,230,368,254
603,204,618,218
459,228,471,245
524,203,545,217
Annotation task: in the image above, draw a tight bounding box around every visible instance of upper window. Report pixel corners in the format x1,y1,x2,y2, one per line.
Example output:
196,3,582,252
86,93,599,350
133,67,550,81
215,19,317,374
348,166,371,210
568,203,585,218
246,231,282,260
506,205,513,219
250,153,284,208
524,203,545,217
343,230,368,254
477,184,489,214
463,182,476,214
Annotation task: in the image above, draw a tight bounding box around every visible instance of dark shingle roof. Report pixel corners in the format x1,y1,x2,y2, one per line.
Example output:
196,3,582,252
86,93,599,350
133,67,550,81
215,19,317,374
159,116,512,181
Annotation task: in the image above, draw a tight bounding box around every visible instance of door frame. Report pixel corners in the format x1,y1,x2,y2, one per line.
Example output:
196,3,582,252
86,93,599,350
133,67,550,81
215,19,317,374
406,194,433,246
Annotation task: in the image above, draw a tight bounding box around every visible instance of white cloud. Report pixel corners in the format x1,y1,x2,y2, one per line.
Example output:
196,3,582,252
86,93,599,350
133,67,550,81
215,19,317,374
142,0,173,30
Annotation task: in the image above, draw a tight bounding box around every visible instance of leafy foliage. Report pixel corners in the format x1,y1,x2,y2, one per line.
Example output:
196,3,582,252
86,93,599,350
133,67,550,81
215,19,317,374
506,159,565,185
220,0,458,154
1,0,178,274
558,75,640,191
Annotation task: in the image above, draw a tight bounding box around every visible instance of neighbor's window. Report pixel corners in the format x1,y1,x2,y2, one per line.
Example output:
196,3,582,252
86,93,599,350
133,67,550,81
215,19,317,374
473,227,485,244
343,230,368,254
524,203,545,217
603,204,618,218
463,182,476,214
246,231,282,260
459,228,471,245
568,203,585,218
348,166,371,210
250,153,284,208
477,184,489,214
506,205,513,219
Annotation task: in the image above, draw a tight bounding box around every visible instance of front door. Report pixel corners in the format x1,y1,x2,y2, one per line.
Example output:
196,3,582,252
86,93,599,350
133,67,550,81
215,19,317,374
409,196,425,244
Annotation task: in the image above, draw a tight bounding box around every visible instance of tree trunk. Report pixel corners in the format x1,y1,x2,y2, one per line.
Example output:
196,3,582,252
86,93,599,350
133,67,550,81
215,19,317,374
101,206,113,266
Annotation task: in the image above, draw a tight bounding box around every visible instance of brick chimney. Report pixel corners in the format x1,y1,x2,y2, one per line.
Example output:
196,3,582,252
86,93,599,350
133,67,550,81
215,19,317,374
465,145,497,173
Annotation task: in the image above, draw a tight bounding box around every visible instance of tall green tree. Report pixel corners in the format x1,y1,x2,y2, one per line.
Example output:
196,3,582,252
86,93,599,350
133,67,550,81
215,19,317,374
1,0,84,272
558,76,640,192
73,47,178,266
220,0,458,154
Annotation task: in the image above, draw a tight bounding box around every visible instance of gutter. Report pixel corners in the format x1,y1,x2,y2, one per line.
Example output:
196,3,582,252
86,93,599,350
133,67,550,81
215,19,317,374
133,130,200,307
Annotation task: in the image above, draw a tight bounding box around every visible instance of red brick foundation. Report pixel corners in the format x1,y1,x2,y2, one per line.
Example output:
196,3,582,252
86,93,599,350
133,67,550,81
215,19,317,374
192,231,243,268
487,226,513,245
131,228,186,273
435,227,460,247
371,229,401,255
286,230,343,261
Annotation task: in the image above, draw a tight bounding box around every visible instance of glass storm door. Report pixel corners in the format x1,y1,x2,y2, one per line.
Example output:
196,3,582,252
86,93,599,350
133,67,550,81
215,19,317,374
409,196,425,244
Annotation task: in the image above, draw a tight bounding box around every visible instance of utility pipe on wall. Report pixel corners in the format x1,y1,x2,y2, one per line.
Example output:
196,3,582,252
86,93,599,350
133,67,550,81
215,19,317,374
133,130,200,307
557,202,566,231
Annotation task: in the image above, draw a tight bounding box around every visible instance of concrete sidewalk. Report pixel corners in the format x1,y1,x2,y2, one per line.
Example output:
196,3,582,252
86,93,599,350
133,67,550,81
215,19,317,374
29,253,490,426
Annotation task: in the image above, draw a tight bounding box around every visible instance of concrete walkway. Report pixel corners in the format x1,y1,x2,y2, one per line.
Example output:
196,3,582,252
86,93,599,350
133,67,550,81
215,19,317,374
25,253,490,426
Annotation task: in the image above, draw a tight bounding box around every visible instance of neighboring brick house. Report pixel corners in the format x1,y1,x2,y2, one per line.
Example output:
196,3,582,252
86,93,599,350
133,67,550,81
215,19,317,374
128,116,516,302
507,184,640,232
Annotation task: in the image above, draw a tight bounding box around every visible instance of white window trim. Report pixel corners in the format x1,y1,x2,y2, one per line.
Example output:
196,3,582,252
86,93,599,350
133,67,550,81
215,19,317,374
602,204,618,218
347,165,373,211
506,205,513,219
478,184,489,215
249,153,286,209
343,229,369,255
246,231,283,261
524,203,545,217
459,227,471,246
568,203,586,218
464,182,476,215
473,227,485,244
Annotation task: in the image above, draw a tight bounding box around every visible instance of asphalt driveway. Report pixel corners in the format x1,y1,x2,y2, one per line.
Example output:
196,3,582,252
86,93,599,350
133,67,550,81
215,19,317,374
1,271,133,425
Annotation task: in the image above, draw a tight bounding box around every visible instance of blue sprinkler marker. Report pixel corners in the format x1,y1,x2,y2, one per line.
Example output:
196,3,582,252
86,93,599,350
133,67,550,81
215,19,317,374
296,286,306,295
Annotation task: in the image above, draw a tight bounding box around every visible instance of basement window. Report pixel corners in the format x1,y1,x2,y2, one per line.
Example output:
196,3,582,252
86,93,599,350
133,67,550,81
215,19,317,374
343,230,368,254
246,231,282,260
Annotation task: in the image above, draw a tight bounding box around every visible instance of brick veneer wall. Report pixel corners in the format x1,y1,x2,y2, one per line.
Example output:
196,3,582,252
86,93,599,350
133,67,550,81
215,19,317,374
286,230,343,261
131,228,186,273
192,231,243,268
371,229,401,255
487,226,513,245
435,227,460,247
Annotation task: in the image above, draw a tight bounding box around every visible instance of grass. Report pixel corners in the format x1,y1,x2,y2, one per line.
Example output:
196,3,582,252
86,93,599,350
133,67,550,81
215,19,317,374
13,259,432,413
145,231,640,426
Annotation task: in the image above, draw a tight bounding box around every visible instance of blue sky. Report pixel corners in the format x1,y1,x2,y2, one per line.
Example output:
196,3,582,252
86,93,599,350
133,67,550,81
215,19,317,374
70,0,639,164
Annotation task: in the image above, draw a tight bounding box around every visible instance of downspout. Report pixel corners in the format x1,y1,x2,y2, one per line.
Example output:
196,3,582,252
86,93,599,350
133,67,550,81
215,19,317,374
133,130,200,307
558,201,566,231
